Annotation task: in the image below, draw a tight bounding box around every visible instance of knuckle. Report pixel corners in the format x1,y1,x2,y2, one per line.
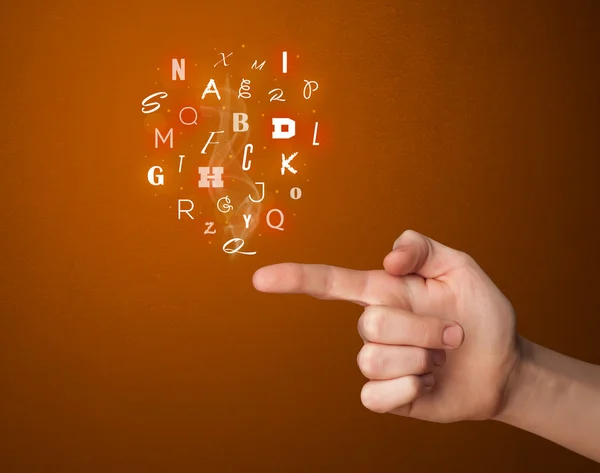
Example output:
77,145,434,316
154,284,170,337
413,348,431,373
404,376,422,399
359,306,385,340
394,229,419,249
455,251,474,266
412,317,437,347
357,344,381,377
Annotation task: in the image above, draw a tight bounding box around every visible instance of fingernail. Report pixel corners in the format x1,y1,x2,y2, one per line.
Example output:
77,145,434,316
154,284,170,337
422,373,435,388
432,350,446,367
442,325,464,348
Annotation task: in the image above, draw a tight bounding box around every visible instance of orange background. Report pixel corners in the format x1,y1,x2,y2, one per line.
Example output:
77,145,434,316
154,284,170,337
1,0,600,471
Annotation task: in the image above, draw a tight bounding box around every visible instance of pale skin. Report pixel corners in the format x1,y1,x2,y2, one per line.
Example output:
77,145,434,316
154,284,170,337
252,230,600,462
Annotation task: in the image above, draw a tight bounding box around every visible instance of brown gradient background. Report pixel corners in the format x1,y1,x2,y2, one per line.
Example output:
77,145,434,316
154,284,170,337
1,0,600,471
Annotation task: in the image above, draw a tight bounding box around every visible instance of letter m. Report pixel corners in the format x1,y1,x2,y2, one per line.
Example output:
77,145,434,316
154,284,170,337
251,60,266,70
155,128,173,148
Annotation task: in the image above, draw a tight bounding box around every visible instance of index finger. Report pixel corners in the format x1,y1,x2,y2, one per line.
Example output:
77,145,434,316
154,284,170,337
252,263,416,308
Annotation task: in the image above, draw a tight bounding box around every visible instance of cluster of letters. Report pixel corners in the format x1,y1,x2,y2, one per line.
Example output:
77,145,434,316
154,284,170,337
141,50,321,255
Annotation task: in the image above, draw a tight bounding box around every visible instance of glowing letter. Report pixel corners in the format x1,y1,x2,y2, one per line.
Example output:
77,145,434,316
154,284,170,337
222,238,256,255
141,92,168,114
201,130,224,154
198,166,224,188
272,118,296,139
303,80,319,99
313,122,320,145
172,58,185,80
243,214,252,228
217,196,233,213
238,79,251,99
204,222,216,234
179,107,198,125
242,143,253,171
214,52,233,67
268,88,285,102
282,51,288,73
155,128,173,148
178,199,194,220
147,166,164,186
266,209,284,231
249,182,265,203
281,152,298,175
202,79,221,100
290,187,302,200
233,113,249,132
178,155,184,173
251,60,266,70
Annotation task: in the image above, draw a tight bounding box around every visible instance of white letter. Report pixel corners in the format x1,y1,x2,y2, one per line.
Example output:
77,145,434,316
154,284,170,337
303,80,319,99
201,130,224,154
214,52,233,67
266,209,284,231
282,51,288,73
204,222,216,234
238,78,251,99
179,107,198,125
281,152,298,175
202,79,221,100
243,214,252,228
251,59,266,70
198,166,224,188
233,113,249,132
268,88,285,102
313,122,320,145
178,155,184,173
147,166,164,186
155,128,173,148
272,118,296,139
172,58,185,80
141,92,168,114
222,238,256,255
242,144,253,171
290,187,302,200
178,199,194,220
249,182,264,203
217,196,233,213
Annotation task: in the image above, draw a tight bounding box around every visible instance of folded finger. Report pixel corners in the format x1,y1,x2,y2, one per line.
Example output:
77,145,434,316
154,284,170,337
357,343,446,380
361,374,435,414
358,305,464,349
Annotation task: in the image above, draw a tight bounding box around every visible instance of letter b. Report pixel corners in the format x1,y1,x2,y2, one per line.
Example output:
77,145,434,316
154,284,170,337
233,113,249,132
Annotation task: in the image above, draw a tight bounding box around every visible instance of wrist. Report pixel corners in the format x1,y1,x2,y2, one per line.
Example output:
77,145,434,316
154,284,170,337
493,336,542,425
491,336,600,461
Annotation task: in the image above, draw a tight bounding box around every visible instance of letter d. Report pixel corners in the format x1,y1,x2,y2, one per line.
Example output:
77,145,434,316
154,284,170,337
272,118,296,139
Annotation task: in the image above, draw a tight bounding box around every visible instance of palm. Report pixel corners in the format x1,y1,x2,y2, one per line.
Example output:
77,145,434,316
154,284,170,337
397,266,518,422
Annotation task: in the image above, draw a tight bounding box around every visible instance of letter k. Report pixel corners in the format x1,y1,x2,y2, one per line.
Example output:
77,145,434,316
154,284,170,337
281,152,298,175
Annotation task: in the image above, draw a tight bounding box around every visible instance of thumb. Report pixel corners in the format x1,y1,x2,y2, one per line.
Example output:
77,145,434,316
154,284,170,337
383,230,469,279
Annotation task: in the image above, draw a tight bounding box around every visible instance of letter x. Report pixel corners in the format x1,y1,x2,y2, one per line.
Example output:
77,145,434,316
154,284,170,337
214,52,233,67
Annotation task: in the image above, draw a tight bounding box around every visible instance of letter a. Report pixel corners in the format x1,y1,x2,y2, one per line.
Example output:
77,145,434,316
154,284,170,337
202,79,221,100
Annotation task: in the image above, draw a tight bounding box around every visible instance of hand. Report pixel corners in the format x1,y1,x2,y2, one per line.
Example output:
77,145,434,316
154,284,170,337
252,230,520,423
